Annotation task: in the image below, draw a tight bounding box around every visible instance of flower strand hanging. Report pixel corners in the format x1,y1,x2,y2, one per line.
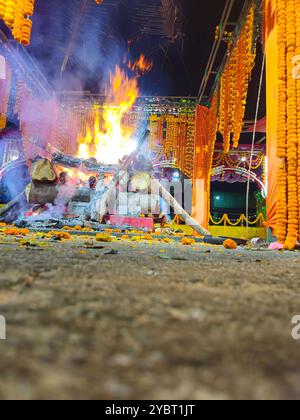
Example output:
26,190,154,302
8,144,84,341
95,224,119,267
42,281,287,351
275,0,300,249
218,3,257,153
0,0,35,46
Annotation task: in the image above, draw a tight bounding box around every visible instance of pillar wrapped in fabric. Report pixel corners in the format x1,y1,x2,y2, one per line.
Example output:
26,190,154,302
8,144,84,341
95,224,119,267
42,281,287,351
265,0,279,234
192,105,210,230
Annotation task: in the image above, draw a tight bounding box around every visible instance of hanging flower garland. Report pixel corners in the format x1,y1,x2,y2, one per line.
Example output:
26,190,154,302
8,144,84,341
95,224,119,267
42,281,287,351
296,0,300,238
184,116,196,179
0,0,6,21
148,114,195,178
164,115,178,159
275,0,300,249
149,115,160,151
277,0,287,159
218,3,257,153
219,62,231,153
284,0,298,250
0,0,35,46
276,0,288,243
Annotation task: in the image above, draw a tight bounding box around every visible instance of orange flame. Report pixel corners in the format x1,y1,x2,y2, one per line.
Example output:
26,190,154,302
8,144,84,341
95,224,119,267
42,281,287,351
77,65,139,164
128,54,153,76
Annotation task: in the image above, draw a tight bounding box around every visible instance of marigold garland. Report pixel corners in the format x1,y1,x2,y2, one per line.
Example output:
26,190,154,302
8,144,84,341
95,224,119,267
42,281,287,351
0,0,5,21
276,0,288,243
297,0,300,238
277,0,287,159
149,114,195,179
0,0,35,46
219,3,257,153
274,0,300,249
284,0,298,250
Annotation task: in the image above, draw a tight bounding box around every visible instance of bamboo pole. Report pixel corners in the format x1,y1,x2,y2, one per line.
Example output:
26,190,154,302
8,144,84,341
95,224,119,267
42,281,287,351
0,192,25,217
150,178,211,237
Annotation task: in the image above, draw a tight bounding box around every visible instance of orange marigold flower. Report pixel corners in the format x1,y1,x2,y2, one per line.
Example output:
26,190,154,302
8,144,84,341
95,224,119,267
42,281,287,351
144,234,153,241
181,237,196,246
4,228,29,236
50,231,72,240
223,239,238,250
283,238,297,251
161,237,172,244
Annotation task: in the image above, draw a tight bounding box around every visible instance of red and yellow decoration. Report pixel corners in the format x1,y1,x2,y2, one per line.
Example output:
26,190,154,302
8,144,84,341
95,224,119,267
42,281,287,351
0,0,35,46
219,3,257,153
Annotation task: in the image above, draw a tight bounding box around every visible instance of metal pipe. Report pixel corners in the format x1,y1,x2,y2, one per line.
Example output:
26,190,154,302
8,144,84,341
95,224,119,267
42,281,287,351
197,0,236,103
205,0,252,104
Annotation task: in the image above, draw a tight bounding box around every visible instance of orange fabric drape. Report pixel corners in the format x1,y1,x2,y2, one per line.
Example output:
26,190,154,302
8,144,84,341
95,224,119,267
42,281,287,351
0,60,11,129
192,105,210,229
265,0,279,231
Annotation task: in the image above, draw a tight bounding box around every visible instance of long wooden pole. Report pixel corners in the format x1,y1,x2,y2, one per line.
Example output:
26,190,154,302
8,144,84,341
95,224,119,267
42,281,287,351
150,178,211,236
0,192,25,217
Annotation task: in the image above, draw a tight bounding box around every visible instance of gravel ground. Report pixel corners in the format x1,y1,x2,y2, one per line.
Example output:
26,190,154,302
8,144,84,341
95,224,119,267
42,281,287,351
0,235,300,400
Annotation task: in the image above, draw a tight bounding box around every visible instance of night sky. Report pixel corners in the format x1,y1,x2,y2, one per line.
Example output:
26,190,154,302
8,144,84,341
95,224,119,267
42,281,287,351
26,0,248,97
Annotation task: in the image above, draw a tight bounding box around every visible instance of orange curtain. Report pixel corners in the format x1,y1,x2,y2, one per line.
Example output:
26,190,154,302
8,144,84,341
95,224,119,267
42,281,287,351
0,60,11,129
265,0,278,232
192,105,210,229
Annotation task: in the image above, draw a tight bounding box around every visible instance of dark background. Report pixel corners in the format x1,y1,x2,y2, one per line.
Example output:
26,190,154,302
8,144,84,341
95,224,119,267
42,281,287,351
1,0,265,120
25,0,247,97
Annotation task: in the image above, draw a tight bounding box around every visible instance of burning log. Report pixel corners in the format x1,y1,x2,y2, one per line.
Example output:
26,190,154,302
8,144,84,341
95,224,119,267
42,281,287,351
51,153,117,174
71,188,94,203
84,128,210,236
25,158,59,206
88,129,151,222
30,158,57,183
26,182,58,205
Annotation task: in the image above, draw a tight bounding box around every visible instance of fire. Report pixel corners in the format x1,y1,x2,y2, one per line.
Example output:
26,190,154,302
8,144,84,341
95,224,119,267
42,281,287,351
56,167,94,185
78,127,92,160
77,65,139,164
128,54,153,76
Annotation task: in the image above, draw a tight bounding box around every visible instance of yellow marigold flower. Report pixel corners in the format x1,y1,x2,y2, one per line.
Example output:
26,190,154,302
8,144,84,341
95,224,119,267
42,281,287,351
181,237,196,246
96,233,112,242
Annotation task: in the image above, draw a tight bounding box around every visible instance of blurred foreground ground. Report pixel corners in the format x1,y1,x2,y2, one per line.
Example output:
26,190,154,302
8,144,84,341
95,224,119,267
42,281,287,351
0,235,300,400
